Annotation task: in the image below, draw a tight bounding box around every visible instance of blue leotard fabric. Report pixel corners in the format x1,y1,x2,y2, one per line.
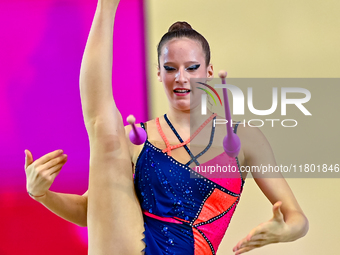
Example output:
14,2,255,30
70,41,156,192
134,117,245,254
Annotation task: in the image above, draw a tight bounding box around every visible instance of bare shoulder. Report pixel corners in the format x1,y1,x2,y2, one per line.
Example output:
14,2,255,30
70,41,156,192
233,122,275,166
236,122,269,145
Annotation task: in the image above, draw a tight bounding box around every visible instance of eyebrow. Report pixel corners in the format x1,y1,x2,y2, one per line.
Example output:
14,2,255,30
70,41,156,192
163,61,200,65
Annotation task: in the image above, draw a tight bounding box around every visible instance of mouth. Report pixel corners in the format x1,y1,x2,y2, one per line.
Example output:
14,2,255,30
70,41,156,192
173,89,191,97
173,89,191,93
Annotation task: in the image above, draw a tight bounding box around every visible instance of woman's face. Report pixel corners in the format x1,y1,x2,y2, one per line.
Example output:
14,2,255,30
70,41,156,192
157,38,213,112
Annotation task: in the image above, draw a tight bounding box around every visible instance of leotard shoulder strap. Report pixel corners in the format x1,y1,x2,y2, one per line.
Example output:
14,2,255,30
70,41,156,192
155,113,217,166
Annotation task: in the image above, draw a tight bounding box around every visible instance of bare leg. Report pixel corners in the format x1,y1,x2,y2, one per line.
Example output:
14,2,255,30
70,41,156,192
87,119,145,255
79,0,145,254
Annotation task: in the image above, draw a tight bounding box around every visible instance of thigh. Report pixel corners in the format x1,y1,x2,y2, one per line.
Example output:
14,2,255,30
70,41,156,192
87,128,145,255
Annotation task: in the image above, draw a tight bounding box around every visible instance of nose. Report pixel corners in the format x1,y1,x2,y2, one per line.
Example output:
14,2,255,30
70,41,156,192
175,68,188,84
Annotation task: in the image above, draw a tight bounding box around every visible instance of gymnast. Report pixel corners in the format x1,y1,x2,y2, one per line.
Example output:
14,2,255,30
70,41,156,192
24,0,309,254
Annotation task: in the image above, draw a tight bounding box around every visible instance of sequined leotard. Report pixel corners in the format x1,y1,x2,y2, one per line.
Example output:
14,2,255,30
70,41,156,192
134,114,245,254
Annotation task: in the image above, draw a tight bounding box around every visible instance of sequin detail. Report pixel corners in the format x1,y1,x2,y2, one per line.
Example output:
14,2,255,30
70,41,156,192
134,120,244,254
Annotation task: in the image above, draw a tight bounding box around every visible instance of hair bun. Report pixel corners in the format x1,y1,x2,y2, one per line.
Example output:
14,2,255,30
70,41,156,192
168,21,193,32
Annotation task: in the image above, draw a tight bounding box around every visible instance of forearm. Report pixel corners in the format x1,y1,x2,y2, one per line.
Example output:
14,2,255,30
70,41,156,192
79,0,119,125
282,211,309,242
34,190,87,227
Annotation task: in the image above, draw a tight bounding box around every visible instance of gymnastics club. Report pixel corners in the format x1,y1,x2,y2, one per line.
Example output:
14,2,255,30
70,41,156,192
219,70,241,158
127,115,147,145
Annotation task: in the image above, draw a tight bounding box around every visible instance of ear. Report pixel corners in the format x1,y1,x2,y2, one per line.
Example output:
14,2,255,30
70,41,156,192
157,66,162,82
207,64,214,79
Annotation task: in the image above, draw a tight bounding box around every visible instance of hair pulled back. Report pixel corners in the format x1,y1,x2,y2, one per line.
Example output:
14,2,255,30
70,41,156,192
157,21,211,67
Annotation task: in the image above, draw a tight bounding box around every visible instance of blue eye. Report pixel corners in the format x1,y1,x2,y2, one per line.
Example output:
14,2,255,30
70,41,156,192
187,64,200,71
164,65,176,71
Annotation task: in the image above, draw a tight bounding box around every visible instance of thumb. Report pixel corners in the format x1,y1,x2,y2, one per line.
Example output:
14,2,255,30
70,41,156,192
24,149,34,169
272,201,283,220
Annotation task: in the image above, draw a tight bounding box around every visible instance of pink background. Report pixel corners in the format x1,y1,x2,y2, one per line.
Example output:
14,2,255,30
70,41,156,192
0,0,148,253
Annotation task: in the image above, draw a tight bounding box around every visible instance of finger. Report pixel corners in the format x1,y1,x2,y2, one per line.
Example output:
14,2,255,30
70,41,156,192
34,149,64,167
233,227,264,252
245,226,264,242
45,156,67,175
235,245,257,255
233,237,248,252
272,201,283,220
246,233,266,242
236,234,263,251
42,154,68,171
239,237,267,249
49,168,62,180
46,161,65,178
24,149,34,169
48,163,66,182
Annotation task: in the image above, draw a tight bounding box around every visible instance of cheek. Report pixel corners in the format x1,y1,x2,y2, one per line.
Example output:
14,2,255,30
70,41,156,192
194,89,205,101
199,68,209,77
162,73,174,86
191,68,209,79
162,76,174,96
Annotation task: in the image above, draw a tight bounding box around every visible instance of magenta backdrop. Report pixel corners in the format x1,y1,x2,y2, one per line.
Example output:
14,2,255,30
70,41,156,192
0,0,148,253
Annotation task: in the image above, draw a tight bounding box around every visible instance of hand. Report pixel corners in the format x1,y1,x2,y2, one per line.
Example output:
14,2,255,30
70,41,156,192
25,149,68,201
233,201,289,255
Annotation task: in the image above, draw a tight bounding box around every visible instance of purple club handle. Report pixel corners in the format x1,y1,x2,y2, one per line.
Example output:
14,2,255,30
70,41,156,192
127,115,147,145
219,71,241,158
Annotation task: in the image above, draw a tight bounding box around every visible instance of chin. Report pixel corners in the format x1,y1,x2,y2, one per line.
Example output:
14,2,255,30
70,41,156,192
174,102,191,111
